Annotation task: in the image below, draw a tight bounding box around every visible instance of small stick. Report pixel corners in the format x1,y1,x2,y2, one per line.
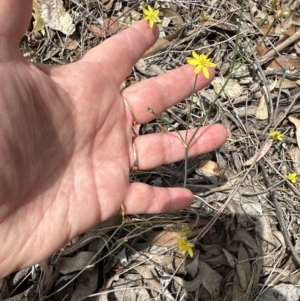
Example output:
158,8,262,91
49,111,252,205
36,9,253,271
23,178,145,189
259,30,300,65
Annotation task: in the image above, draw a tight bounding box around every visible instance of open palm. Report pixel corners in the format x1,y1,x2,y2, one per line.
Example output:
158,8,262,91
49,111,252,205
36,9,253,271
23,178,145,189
0,0,227,277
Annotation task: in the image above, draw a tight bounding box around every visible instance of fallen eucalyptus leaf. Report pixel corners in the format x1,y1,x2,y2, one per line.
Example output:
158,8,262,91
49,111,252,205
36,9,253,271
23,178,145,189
211,77,243,98
256,81,276,120
243,139,273,166
288,116,300,149
58,251,95,274
38,0,75,35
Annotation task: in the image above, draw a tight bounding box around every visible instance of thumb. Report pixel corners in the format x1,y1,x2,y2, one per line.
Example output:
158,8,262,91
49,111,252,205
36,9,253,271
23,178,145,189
0,0,32,49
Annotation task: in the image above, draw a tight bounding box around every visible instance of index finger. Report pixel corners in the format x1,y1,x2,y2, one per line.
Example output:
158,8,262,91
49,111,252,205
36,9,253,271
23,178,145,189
82,20,159,85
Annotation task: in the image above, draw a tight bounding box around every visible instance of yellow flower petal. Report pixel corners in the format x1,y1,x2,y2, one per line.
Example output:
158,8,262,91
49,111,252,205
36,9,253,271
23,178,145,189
194,64,202,74
176,237,194,257
142,6,161,28
192,51,200,60
153,9,160,16
186,51,216,78
269,130,283,141
205,61,217,67
186,58,200,66
149,19,154,28
187,247,194,258
203,67,209,78
146,5,153,15
286,172,298,184
142,6,149,15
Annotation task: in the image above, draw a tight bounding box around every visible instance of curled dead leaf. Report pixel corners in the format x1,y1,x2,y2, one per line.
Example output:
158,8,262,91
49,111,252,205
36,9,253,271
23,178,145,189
196,160,227,185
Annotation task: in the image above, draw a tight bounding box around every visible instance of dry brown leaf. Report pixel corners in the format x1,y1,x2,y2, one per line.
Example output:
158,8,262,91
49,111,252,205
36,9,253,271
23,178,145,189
196,160,227,184
275,77,298,89
142,252,187,274
58,251,95,274
259,23,296,36
243,139,273,166
211,77,243,99
257,41,268,56
143,37,171,58
237,243,251,290
256,81,276,120
173,271,202,292
185,251,199,277
135,58,164,76
38,0,75,35
272,231,286,249
65,35,79,50
204,254,232,266
232,270,245,299
101,0,114,10
255,215,275,245
288,148,300,189
71,267,98,301
86,17,120,37
232,225,260,254
85,23,103,36
288,116,300,148
147,230,181,248
134,266,164,290
199,243,223,255
256,89,268,120
241,200,262,221
222,248,236,268
267,54,300,70
160,8,184,41
198,260,223,297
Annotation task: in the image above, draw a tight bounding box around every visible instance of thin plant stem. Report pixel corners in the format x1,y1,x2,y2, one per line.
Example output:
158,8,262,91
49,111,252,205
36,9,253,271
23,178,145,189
183,74,198,187
183,146,188,188
150,0,278,189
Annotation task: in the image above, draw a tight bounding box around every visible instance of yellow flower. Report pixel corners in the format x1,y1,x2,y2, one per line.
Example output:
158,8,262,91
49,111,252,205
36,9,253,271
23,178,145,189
286,172,298,184
142,6,161,28
199,9,210,21
269,130,283,141
186,51,216,78
176,237,194,257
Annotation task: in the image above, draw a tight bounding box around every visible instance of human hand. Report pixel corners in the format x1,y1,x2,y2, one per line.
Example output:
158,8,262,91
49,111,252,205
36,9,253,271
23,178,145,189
0,0,227,277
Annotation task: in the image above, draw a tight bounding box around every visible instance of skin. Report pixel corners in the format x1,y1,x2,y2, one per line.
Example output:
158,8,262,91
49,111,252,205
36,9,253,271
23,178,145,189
0,0,227,278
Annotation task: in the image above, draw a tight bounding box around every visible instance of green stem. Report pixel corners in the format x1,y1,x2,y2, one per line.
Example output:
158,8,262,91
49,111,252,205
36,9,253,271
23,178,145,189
183,146,188,188
183,74,198,187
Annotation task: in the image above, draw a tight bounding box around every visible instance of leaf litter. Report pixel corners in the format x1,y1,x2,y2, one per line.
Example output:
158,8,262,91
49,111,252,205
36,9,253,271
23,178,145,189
4,0,300,300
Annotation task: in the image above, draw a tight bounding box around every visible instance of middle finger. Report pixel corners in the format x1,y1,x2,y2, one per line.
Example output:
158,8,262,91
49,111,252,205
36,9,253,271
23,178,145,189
122,64,215,125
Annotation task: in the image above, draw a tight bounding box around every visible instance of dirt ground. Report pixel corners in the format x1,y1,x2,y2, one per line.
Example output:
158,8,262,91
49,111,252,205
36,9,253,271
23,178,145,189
1,0,300,300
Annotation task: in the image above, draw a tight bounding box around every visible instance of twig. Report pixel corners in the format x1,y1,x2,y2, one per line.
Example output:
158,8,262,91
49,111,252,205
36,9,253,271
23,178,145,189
258,30,300,65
